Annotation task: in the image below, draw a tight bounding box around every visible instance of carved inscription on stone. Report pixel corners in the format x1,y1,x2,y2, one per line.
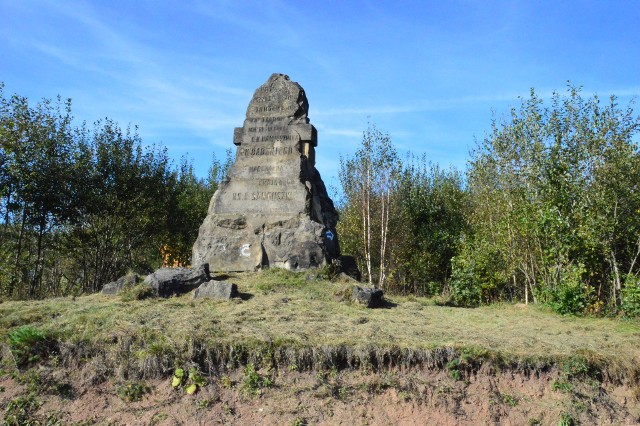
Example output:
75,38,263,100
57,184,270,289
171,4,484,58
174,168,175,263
192,73,340,272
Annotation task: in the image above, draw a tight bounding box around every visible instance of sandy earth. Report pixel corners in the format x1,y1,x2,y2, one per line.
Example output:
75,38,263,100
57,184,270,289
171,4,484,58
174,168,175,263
1,366,639,425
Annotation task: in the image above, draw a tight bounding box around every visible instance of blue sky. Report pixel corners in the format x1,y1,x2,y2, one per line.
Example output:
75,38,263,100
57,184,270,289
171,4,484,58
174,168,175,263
1,1,639,188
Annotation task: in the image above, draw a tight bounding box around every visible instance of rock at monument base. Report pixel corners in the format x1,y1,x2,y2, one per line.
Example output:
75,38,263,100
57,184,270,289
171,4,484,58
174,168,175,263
338,272,358,283
193,280,238,300
102,273,141,295
352,286,384,308
191,73,340,273
339,255,361,282
143,264,211,297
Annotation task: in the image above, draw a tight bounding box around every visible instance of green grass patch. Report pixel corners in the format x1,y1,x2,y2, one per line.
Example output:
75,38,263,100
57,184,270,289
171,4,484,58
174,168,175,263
7,325,58,367
2,394,41,425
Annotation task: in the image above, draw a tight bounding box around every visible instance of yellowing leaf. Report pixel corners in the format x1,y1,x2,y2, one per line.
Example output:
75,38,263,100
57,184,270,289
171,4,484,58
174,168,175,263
186,384,198,395
172,376,182,388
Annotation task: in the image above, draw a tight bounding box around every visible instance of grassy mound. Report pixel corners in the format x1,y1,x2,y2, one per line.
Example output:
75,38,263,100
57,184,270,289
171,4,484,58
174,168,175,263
1,269,640,424
1,269,638,383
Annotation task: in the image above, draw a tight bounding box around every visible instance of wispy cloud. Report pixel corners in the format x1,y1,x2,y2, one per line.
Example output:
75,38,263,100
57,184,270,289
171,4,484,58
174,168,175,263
320,128,363,138
313,86,640,118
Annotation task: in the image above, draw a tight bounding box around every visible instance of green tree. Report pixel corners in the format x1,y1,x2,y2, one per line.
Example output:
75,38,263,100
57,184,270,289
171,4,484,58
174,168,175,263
0,84,227,299
463,85,640,312
338,124,400,289
394,159,468,295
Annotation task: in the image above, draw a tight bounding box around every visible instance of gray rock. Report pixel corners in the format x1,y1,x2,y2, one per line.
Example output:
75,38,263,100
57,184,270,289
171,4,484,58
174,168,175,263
102,273,141,295
191,74,340,273
339,256,361,281
352,285,384,308
193,280,238,300
338,272,358,283
143,264,211,297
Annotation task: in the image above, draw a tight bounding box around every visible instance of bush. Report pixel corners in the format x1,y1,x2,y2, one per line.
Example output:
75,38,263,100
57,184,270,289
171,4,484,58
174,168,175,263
547,265,592,315
448,256,481,308
242,363,272,396
620,276,640,317
7,326,58,367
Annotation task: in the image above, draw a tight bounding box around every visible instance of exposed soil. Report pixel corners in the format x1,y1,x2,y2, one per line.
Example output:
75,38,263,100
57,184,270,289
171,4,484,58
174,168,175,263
1,365,639,425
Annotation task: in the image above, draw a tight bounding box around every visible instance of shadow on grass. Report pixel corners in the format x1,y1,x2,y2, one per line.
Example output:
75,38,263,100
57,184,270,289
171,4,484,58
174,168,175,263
212,274,232,281
380,299,398,309
238,292,254,301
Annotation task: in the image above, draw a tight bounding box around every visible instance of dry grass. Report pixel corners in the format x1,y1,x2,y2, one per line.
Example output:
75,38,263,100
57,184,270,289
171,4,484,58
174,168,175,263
1,269,639,382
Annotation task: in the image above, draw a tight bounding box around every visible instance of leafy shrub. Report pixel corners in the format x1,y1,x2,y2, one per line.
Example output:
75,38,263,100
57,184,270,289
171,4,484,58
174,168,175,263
7,326,58,367
546,265,592,315
448,256,481,308
551,379,573,393
446,358,462,380
172,367,207,395
117,382,150,402
561,355,590,379
242,363,272,396
620,276,640,317
502,394,518,407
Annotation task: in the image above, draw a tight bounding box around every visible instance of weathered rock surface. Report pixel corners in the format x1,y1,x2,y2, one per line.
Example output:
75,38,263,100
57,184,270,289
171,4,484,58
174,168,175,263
143,265,211,297
192,74,340,272
193,280,238,300
102,273,141,295
352,286,384,308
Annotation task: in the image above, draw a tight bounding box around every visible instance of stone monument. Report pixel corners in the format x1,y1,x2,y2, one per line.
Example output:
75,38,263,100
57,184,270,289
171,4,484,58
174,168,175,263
192,73,340,272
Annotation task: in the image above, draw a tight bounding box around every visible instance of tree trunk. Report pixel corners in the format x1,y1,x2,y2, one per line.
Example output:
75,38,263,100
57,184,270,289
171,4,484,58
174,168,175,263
10,204,28,297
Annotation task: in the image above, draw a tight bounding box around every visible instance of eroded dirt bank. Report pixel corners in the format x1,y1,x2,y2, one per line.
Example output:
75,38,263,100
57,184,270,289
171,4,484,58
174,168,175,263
1,365,639,425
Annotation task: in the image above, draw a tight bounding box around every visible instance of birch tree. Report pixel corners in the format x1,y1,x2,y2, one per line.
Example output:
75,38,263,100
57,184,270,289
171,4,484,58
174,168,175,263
338,124,399,289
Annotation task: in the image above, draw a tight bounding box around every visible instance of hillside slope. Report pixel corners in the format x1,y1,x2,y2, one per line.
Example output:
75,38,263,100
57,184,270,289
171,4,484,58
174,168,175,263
1,269,639,425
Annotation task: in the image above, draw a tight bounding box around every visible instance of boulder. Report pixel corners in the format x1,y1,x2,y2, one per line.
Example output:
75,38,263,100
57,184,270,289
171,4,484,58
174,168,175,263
143,264,211,297
193,280,239,300
102,273,141,295
340,255,361,281
352,285,384,308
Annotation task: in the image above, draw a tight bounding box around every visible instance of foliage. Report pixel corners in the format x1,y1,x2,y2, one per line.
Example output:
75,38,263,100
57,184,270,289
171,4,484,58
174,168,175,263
2,394,41,426
448,255,481,308
551,379,573,393
560,355,591,379
558,413,576,426
116,382,150,402
338,129,466,295
0,84,228,299
242,363,272,396
16,369,73,398
463,84,640,310
620,276,640,317
446,358,462,380
7,326,57,367
316,259,342,281
172,367,207,395
546,264,593,315
338,124,402,289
